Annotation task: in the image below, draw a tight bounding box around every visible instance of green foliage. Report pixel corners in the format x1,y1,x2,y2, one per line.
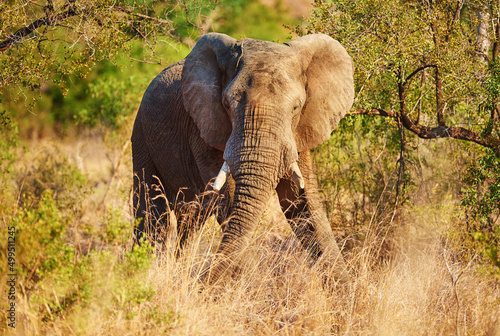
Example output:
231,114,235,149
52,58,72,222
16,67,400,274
312,113,417,249
0,111,18,218
0,138,176,331
77,74,150,129
17,148,89,213
305,0,487,123
305,0,500,270
9,191,75,282
213,0,297,41
0,187,169,331
101,208,142,245
461,149,500,277
0,1,208,134
0,110,17,176
482,60,500,140
164,0,218,39
0,190,91,324
0,1,193,94
1,39,190,136
1,1,124,93
485,61,500,110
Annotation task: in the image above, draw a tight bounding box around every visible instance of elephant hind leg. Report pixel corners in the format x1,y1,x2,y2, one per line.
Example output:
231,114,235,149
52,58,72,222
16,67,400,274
132,127,170,244
133,167,170,243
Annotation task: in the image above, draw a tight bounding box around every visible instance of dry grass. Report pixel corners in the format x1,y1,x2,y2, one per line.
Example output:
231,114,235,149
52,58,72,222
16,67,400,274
74,215,498,336
5,135,500,336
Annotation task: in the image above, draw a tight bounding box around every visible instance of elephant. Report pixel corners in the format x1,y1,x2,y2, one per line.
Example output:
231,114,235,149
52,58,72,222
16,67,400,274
131,32,354,285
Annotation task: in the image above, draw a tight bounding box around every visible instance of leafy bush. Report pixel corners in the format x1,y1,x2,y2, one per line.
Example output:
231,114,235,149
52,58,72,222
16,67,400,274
16,148,89,211
0,110,18,215
312,115,410,238
1,38,190,138
0,186,172,332
0,134,177,332
77,74,150,129
460,149,500,278
9,191,75,283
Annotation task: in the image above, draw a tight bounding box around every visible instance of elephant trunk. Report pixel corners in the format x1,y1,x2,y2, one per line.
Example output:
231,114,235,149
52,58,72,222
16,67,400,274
204,109,291,284
204,150,280,284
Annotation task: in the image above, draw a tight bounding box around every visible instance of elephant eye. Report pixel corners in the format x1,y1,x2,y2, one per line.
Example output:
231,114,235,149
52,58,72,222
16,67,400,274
293,99,302,113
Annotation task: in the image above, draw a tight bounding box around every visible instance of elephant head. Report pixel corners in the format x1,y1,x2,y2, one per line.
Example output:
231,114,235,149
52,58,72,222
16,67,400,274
180,33,354,283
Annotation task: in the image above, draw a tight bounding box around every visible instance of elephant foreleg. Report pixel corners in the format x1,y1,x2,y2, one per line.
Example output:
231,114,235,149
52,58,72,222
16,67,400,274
173,176,235,254
276,151,348,282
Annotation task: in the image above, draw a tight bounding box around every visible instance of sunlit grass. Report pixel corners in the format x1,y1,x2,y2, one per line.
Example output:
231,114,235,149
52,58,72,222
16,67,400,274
1,134,499,335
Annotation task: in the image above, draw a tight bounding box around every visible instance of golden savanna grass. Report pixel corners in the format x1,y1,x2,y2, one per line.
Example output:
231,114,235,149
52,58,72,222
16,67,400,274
5,133,500,335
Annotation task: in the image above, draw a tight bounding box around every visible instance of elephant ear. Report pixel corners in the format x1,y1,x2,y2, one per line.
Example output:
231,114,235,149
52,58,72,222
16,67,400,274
181,33,237,151
286,34,354,151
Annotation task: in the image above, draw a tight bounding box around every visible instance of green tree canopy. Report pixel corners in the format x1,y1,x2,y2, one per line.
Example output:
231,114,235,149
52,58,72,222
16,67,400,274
0,0,215,99
304,0,500,154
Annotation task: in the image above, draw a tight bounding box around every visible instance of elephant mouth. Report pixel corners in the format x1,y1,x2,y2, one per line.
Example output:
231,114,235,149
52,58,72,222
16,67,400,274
213,160,304,191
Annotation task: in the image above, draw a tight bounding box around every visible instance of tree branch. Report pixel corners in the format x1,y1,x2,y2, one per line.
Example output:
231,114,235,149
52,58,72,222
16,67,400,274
404,64,436,85
0,8,77,52
351,108,397,118
435,66,445,126
453,0,463,23
416,67,427,125
397,66,406,115
113,6,173,26
493,19,500,62
0,4,173,53
351,108,498,149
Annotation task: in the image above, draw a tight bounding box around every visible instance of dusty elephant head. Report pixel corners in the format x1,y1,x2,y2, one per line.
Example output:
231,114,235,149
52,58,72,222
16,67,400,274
179,33,354,283
182,33,354,169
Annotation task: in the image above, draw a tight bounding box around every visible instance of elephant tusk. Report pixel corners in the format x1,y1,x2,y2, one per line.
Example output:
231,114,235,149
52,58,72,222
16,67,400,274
290,162,305,189
213,162,230,191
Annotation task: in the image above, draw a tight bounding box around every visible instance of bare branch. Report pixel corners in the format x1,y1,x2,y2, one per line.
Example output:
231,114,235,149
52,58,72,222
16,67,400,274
398,66,407,114
127,56,162,65
46,0,54,12
351,108,397,118
113,6,173,26
483,106,500,137
493,19,500,62
351,108,498,149
453,0,464,26
404,64,437,84
435,66,445,126
182,0,196,27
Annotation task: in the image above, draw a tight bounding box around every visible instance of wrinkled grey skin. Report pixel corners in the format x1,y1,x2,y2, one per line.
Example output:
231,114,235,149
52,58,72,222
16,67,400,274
132,33,354,284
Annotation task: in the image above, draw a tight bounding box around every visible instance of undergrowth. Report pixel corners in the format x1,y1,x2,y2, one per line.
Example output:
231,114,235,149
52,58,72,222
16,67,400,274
0,127,176,334
0,124,499,334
